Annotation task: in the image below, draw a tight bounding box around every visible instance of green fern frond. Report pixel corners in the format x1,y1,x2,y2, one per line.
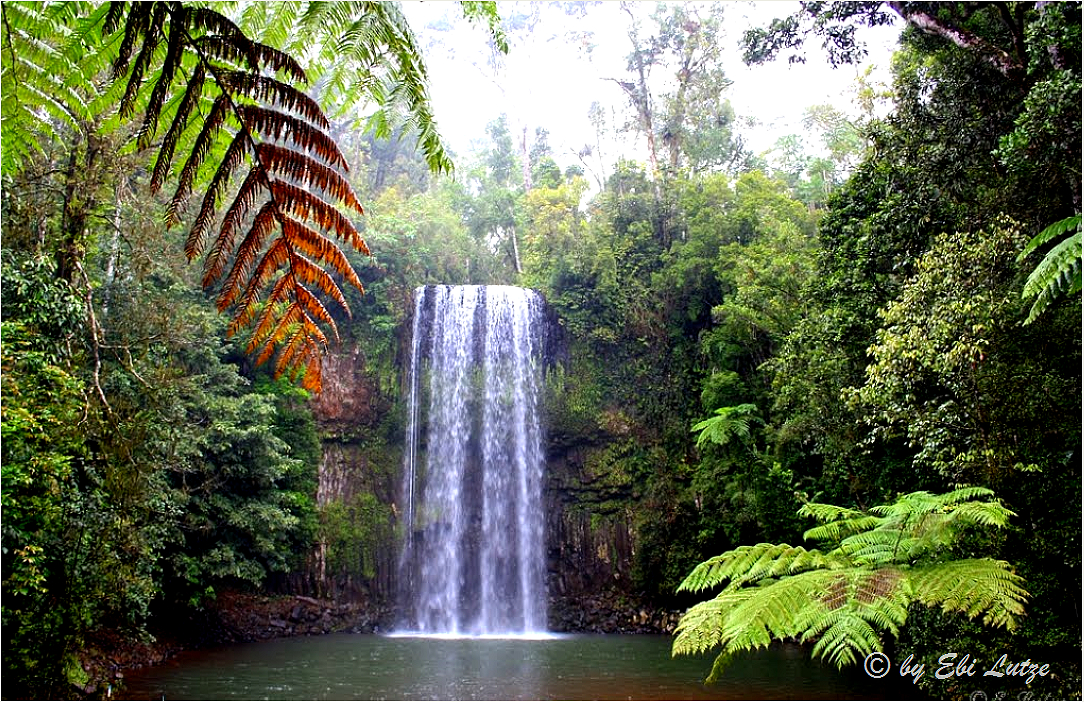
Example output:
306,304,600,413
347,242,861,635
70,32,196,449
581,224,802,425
691,403,760,449
676,543,844,593
673,489,1028,680
801,511,880,545
909,559,1028,630
1019,215,1082,324
1,1,95,173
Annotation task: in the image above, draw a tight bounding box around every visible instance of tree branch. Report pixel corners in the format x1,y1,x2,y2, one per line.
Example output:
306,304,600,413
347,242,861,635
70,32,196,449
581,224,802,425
885,1,1025,80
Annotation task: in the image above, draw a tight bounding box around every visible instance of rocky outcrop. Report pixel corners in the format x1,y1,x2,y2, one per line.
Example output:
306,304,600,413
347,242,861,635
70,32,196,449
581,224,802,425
308,346,392,436
548,591,682,634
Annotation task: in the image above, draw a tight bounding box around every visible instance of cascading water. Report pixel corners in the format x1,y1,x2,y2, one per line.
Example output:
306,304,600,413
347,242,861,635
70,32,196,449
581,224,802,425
398,285,548,635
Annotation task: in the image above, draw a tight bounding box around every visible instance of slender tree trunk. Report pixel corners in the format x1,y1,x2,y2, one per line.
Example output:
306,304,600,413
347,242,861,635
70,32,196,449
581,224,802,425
57,123,101,284
509,224,522,275
520,125,532,191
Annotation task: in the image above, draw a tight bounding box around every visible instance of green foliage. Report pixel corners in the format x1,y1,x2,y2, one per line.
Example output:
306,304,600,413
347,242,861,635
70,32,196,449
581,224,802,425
852,218,1079,484
673,489,1027,680
691,404,759,450
1018,214,1082,324
319,492,394,581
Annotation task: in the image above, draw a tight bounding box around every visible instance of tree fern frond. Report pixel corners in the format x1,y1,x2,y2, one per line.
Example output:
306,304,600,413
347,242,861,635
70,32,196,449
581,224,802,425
174,93,230,231
268,179,365,250
1,1,92,173
117,2,166,118
909,559,1028,629
151,61,205,191
1019,216,1082,324
282,216,362,291
111,1,151,77
188,130,250,254
3,0,477,389
218,198,275,293
674,489,1028,679
235,104,344,168
692,403,760,449
218,71,328,127
252,142,362,211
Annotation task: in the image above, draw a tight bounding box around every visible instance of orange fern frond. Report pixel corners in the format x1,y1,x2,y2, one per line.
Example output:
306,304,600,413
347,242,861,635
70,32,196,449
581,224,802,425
231,237,291,319
236,105,345,168
218,72,328,127
253,143,362,211
287,252,350,312
103,2,371,391
248,280,296,352
269,180,366,251
282,216,364,291
188,131,249,256
293,282,339,338
204,166,265,285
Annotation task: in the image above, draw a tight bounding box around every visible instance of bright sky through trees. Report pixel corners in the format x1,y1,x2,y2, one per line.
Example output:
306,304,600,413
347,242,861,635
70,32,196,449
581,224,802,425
400,1,900,172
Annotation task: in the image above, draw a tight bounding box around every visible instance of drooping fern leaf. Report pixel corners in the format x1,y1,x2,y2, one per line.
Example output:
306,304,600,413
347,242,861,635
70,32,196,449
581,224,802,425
112,0,369,391
2,1,468,391
225,1,486,176
673,488,1028,681
3,1,382,391
1018,214,1082,324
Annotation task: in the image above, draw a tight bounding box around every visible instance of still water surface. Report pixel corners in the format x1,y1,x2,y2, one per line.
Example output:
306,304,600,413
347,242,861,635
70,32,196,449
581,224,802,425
121,633,902,700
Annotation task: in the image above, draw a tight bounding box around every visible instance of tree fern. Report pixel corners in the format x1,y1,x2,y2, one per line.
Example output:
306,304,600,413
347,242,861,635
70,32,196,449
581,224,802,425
1018,214,1082,324
0,2,96,172
1,1,471,391
691,403,760,449
673,488,1028,680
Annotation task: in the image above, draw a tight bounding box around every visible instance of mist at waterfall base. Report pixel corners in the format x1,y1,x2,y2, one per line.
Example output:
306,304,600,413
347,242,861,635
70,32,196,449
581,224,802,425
397,285,549,637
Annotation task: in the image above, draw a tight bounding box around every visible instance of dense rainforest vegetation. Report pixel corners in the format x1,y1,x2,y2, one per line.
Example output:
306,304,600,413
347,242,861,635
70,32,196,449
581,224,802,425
2,1,1080,700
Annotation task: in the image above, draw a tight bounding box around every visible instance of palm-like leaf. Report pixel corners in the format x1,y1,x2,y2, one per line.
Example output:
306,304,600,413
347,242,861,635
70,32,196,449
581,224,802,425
1,1,451,391
1018,215,1082,324
673,489,1028,680
225,1,507,176
691,403,760,449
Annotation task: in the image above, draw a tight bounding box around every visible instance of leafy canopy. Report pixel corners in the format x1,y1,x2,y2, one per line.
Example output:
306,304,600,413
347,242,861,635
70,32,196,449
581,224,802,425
672,488,1027,681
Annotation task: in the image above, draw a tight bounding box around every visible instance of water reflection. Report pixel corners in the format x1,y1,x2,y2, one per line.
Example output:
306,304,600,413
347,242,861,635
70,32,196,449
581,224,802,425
121,633,906,700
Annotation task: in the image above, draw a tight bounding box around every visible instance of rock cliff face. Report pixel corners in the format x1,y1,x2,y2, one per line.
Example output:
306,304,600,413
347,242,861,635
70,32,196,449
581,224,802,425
299,291,672,633
296,345,400,603
309,347,392,438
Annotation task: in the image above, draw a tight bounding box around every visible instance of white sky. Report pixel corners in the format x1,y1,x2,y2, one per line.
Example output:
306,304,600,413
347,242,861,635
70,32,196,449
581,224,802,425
400,1,902,173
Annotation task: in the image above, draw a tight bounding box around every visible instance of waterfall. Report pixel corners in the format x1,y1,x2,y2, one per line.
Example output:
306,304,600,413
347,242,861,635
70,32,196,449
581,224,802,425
398,285,548,635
